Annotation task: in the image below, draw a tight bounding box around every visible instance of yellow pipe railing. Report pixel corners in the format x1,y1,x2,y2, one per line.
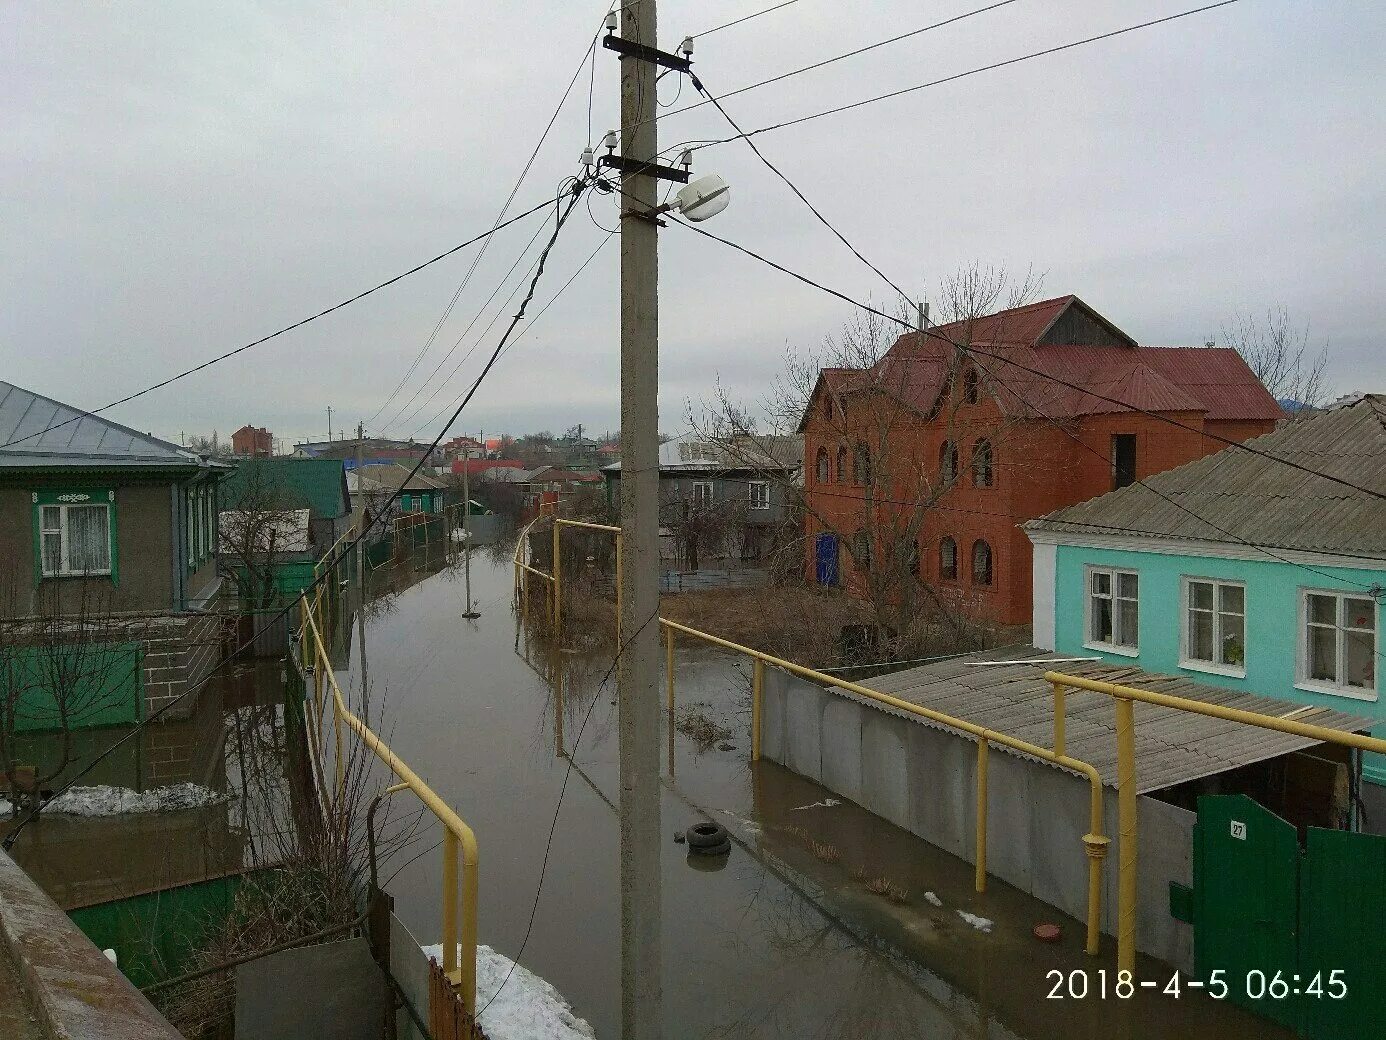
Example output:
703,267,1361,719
1044,669,1386,974
299,598,480,1014
513,533,1111,957
659,617,1109,956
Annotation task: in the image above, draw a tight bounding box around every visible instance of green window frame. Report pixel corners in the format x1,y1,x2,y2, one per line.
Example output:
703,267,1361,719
32,489,119,584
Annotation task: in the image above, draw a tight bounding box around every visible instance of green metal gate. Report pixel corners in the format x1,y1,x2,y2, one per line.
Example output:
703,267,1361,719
1299,827,1386,1040
1193,794,1299,1030
1193,794,1385,1038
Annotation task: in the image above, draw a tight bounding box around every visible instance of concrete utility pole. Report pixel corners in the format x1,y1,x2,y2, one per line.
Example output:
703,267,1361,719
460,435,478,618
617,0,663,1035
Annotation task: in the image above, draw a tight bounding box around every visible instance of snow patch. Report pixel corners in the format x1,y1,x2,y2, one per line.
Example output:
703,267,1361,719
956,911,993,932
0,783,224,818
923,891,943,907
422,943,595,1040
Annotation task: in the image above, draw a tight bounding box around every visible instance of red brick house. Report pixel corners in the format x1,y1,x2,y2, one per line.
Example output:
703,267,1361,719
231,424,273,457
799,295,1282,627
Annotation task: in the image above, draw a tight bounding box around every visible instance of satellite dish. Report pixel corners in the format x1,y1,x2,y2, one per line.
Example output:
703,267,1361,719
675,174,730,222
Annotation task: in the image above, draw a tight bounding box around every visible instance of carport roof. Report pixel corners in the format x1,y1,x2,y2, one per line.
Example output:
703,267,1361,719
857,647,1376,794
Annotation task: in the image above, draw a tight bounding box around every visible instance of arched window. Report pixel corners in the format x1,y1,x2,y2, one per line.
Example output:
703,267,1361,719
836,445,848,482
815,446,830,485
972,539,993,586
823,392,834,422
972,438,993,487
853,443,872,486
939,536,957,580
940,440,959,484
852,530,872,571
963,367,980,405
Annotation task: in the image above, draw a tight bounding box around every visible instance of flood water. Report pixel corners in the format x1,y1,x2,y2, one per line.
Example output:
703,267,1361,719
1,541,1293,1038
331,550,1289,1040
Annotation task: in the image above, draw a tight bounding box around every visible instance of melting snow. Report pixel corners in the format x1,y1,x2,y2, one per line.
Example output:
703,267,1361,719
789,798,841,811
956,911,993,933
423,943,596,1040
923,891,943,907
0,783,223,818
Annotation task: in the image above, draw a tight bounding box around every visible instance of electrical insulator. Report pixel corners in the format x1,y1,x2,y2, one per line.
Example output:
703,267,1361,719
605,12,617,33
580,147,594,170
679,150,693,173
603,130,618,152
680,36,694,58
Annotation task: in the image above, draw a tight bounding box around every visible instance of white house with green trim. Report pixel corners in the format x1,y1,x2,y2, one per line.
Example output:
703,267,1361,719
1026,394,1385,795
0,381,233,724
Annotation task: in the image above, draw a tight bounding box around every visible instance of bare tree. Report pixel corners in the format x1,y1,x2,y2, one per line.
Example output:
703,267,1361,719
0,577,131,814
1219,306,1329,411
185,431,233,457
696,262,1043,658
217,465,304,610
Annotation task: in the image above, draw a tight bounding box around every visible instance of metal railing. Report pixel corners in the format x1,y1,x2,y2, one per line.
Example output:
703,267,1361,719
1043,670,1386,974
299,585,480,1015
514,518,1111,958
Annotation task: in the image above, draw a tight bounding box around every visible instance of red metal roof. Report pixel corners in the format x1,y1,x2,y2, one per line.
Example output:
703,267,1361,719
828,297,1283,423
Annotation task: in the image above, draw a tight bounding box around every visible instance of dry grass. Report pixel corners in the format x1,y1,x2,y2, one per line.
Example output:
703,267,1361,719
808,840,842,864
674,706,733,752
659,585,871,665
865,876,910,904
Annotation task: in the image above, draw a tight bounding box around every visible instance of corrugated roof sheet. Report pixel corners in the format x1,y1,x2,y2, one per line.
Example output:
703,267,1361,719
855,647,1376,793
354,463,447,492
605,432,803,473
0,381,217,470
221,457,350,520
1028,395,1386,555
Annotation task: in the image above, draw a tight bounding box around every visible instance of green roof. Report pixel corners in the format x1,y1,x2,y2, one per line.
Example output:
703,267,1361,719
220,458,349,521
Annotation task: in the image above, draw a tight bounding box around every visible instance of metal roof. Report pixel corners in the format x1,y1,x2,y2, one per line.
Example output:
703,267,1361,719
851,647,1376,794
1027,394,1386,556
0,381,221,471
603,431,803,473
221,457,350,520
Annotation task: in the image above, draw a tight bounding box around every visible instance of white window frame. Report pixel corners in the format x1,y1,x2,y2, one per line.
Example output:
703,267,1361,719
1083,566,1140,657
691,481,714,511
1296,588,1378,701
1179,577,1247,678
748,480,770,511
40,501,113,578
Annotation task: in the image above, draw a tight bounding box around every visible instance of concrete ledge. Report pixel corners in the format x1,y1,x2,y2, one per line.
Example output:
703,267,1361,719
0,850,182,1040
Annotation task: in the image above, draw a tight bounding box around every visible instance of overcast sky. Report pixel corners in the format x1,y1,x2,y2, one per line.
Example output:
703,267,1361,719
5,1,1383,448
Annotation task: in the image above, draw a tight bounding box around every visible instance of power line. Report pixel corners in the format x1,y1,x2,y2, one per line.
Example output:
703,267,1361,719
0,195,567,454
412,230,615,438
689,0,805,40
679,1,1243,154
383,206,559,434
2,178,593,852
648,0,1023,134
365,0,622,430
655,209,1386,504
689,70,912,303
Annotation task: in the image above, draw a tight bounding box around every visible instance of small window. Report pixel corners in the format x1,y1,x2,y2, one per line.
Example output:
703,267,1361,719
971,540,992,586
906,539,921,577
1112,434,1137,491
963,367,980,405
971,438,993,487
853,444,872,486
815,447,830,484
823,392,834,421
38,496,113,577
1301,591,1377,696
852,530,872,571
940,441,959,484
748,481,770,510
836,446,848,483
692,481,714,510
939,536,957,580
1183,579,1245,673
1088,568,1139,652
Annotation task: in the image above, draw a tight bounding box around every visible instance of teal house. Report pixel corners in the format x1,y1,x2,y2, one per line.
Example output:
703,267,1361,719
1026,395,1385,791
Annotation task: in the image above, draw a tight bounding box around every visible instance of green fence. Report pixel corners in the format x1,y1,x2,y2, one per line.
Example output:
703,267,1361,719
68,872,243,988
1192,794,1386,1037
2,641,144,732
